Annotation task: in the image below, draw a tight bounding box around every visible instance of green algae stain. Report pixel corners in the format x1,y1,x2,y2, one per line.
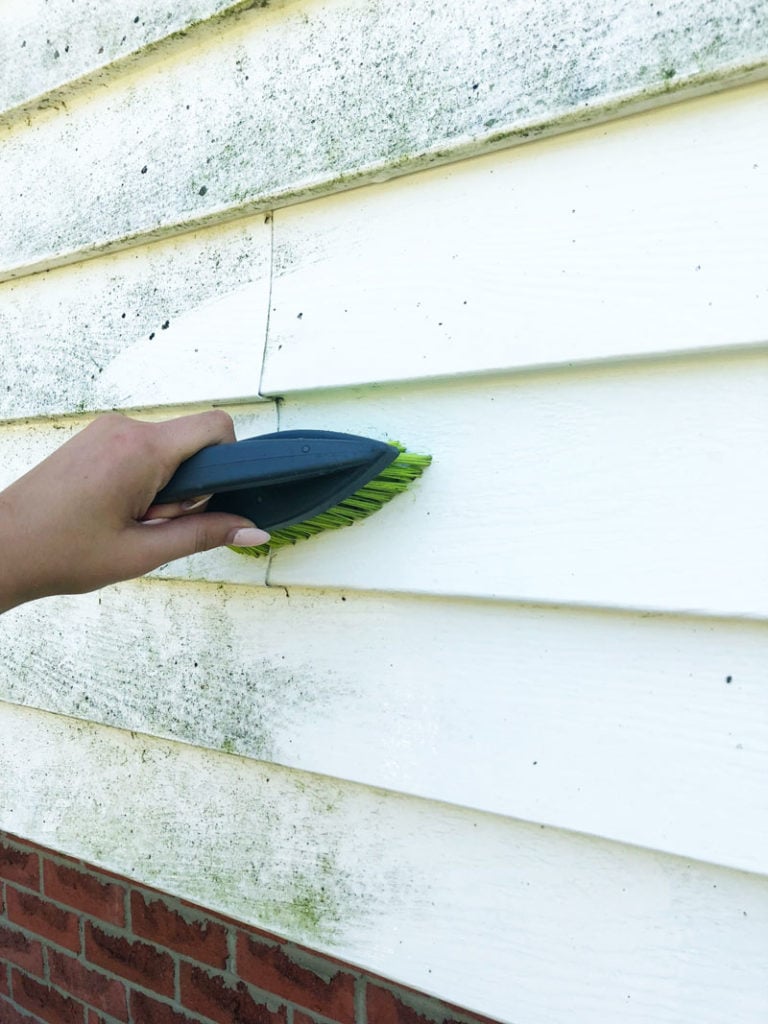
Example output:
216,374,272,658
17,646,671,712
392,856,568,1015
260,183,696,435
254,857,353,944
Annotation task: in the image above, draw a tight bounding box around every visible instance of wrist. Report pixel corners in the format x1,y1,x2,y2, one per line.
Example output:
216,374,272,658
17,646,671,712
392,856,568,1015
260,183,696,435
0,490,33,613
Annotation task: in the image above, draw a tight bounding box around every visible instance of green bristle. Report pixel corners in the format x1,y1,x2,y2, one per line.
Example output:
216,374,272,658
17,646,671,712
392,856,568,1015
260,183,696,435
230,443,432,558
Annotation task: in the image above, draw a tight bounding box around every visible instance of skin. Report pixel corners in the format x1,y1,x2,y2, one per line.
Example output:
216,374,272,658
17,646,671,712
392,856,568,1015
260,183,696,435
0,411,270,614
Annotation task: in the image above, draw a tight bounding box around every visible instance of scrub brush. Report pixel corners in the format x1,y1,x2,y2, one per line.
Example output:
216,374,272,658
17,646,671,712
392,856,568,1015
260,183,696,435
155,429,431,557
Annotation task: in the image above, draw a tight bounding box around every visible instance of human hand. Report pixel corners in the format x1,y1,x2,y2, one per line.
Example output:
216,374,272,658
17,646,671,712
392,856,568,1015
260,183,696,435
0,411,269,613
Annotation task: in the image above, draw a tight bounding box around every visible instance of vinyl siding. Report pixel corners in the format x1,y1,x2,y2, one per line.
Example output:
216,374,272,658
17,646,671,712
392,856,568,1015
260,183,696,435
1,2,766,1022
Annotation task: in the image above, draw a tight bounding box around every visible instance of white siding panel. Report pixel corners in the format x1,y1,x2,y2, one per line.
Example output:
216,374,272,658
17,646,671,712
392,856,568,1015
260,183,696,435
2,350,765,616
265,83,768,392
1,703,766,1024
0,0,260,121
269,352,768,618
0,216,271,420
0,581,765,875
2,0,766,279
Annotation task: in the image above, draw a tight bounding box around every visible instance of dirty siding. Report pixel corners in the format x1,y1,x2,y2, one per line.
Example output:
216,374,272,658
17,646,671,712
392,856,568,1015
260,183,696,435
1,2,767,1022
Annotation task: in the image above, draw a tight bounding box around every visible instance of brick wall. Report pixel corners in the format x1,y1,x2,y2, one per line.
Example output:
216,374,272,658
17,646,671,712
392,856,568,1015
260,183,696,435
0,832,499,1024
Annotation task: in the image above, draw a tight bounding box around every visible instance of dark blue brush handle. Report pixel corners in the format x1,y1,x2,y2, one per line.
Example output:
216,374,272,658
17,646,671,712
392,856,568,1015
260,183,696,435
155,430,397,510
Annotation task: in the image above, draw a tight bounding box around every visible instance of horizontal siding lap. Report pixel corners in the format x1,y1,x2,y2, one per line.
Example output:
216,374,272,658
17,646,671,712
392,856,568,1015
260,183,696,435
0,582,766,874
0,218,271,422
271,354,768,619
0,0,259,121
1,347,766,615
1,0,767,278
0,706,767,1024
0,0,766,1020
265,83,768,392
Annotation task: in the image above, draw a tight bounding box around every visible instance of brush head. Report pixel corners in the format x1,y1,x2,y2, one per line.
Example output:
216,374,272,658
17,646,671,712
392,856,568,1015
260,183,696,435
230,443,432,557
155,429,431,557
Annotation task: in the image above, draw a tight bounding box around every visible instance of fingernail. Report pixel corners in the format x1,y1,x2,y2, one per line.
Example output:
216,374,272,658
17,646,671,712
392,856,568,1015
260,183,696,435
182,494,213,511
230,527,271,547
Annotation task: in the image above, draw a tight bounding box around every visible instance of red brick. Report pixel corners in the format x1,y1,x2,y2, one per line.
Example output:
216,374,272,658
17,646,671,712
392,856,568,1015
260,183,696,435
0,923,44,976
0,962,9,996
293,1014,322,1024
86,1013,118,1024
180,962,286,1024
0,993,38,1024
44,861,125,926
49,949,128,1021
0,842,40,891
6,885,81,952
237,935,355,1024
183,902,284,945
11,969,85,1024
366,986,455,1024
84,922,174,998
131,990,204,1024
130,891,229,969
3,835,61,858
365,983,502,1024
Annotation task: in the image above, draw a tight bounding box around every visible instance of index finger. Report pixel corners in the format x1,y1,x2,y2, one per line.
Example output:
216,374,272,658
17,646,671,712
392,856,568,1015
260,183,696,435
154,410,237,470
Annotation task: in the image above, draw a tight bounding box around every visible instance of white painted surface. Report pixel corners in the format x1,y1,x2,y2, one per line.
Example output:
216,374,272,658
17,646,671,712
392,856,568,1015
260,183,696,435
2,350,766,617
270,353,768,618
0,216,271,420
1,704,767,1024
265,83,768,392
1,581,765,875
1,1,767,1020
2,0,767,279
0,0,259,121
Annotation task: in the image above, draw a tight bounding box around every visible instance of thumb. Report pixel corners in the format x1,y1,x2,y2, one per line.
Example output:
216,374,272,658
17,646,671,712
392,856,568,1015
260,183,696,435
128,513,270,571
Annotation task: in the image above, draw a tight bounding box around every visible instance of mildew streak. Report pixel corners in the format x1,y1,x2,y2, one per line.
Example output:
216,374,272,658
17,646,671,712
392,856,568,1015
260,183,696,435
0,0,286,127
1,0,766,280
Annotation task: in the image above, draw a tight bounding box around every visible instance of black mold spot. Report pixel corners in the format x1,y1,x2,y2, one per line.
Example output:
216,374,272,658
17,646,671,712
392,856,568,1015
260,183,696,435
161,320,170,329
726,675,733,684
21,40,26,47
133,15,140,23
149,332,155,340
121,313,126,319
141,165,148,174
53,49,60,58
198,185,208,196
297,312,303,319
